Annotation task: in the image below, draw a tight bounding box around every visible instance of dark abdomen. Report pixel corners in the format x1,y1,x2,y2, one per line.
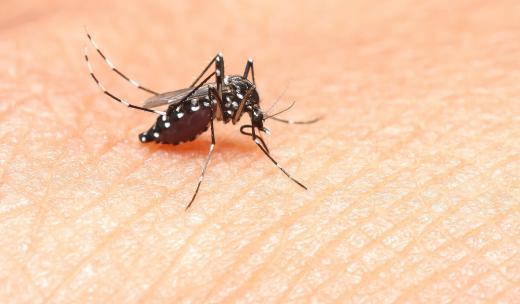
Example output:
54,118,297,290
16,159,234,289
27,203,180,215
139,103,212,145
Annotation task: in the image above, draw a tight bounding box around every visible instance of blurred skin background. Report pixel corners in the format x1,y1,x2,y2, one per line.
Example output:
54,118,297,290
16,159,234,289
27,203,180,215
0,0,519,303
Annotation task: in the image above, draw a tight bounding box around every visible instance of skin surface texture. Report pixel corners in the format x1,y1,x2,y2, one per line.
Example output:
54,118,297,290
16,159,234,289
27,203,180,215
0,0,519,303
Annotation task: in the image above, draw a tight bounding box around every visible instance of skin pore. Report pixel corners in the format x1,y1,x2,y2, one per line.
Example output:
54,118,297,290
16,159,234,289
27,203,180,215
0,0,519,302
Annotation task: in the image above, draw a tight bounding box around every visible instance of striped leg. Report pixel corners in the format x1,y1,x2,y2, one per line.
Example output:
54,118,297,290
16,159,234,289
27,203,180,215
214,54,225,120
208,87,225,127
186,107,216,210
250,127,307,190
189,53,224,88
240,124,269,153
85,30,159,95
189,53,225,120
84,47,166,116
232,85,256,124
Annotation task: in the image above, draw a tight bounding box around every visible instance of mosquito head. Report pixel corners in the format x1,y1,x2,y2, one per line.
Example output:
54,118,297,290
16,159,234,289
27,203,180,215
248,106,269,134
251,106,264,127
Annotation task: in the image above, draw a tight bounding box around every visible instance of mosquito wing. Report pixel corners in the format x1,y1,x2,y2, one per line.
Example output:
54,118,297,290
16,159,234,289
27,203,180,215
142,84,214,109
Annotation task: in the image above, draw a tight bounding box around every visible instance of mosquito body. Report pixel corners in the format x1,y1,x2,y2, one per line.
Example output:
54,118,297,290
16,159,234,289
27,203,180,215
84,31,318,209
139,75,260,145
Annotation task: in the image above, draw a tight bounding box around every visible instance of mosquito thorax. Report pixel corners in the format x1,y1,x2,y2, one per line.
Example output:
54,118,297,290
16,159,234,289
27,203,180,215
221,75,260,123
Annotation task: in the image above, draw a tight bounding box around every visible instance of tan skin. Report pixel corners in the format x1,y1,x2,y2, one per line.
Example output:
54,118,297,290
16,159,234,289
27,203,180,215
1,0,519,302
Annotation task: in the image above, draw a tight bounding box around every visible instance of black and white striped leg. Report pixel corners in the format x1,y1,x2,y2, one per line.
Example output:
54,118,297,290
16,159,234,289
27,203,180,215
189,53,225,88
85,31,159,95
243,58,256,84
214,54,225,120
84,47,166,116
208,87,225,123
250,127,307,190
240,125,269,153
186,108,216,210
188,53,225,119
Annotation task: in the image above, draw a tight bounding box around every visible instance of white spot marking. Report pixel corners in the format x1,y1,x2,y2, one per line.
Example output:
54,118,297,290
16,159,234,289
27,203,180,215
164,122,171,128
153,132,160,138
130,79,139,87
106,59,114,69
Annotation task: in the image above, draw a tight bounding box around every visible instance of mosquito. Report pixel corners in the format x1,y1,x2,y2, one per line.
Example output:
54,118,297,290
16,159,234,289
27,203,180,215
84,31,319,209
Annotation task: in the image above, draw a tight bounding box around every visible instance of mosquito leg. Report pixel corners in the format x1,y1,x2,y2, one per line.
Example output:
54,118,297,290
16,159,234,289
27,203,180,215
187,53,225,119
232,85,255,124
240,125,269,153
255,129,269,152
85,31,159,95
186,108,216,210
208,87,225,123
243,58,256,84
250,127,307,190
189,53,224,88
85,47,166,116
214,54,225,120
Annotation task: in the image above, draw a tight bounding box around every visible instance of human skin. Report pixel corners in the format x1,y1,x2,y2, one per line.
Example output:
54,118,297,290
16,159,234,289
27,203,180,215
0,0,519,303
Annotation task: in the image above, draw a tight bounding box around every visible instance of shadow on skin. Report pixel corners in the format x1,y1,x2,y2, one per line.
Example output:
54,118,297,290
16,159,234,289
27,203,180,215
140,134,258,155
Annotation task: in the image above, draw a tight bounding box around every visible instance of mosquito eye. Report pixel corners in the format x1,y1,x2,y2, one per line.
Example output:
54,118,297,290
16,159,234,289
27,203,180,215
253,109,262,119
